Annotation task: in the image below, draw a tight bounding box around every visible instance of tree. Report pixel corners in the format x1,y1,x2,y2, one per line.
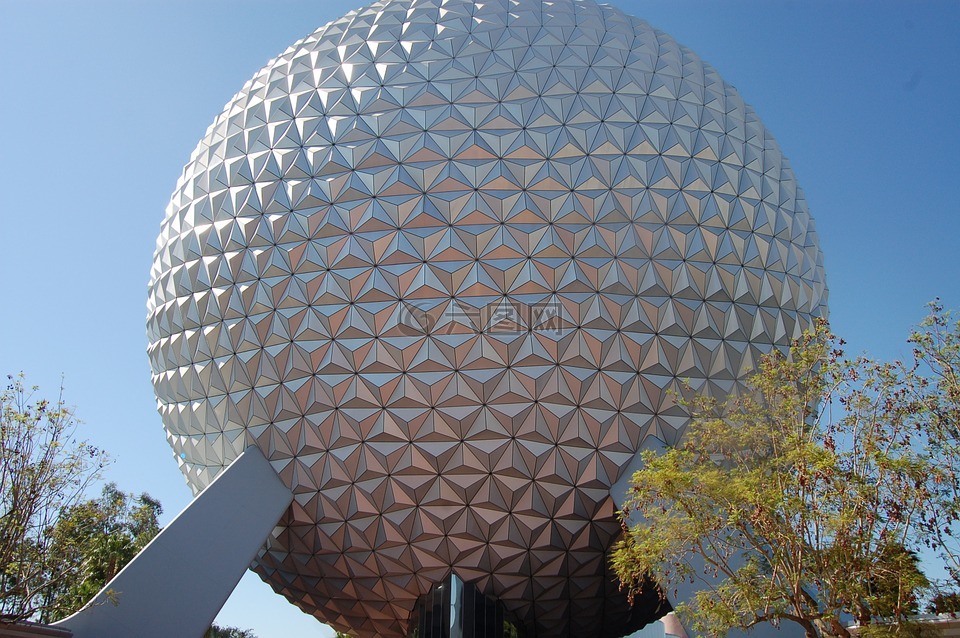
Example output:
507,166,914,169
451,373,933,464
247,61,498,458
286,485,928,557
927,590,960,615
40,483,162,622
204,625,258,638
865,545,928,619
0,374,107,623
612,321,937,638
909,302,960,588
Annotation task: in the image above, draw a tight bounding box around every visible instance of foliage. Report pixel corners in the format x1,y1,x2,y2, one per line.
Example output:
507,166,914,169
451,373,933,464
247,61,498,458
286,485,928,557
41,483,162,621
927,590,960,615
612,320,939,638
865,545,927,619
204,625,258,638
0,374,107,623
909,302,960,588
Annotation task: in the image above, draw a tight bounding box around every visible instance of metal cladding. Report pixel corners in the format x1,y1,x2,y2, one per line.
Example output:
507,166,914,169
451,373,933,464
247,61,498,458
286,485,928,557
146,0,827,636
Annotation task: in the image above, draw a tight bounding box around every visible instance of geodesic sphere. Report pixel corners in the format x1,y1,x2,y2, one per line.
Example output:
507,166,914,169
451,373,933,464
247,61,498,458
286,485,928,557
146,0,827,636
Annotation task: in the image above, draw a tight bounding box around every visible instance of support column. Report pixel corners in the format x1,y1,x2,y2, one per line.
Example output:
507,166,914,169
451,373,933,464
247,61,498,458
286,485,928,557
54,446,292,638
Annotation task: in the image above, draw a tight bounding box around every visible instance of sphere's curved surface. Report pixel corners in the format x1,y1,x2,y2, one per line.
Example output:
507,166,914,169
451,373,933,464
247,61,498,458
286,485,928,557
147,0,827,636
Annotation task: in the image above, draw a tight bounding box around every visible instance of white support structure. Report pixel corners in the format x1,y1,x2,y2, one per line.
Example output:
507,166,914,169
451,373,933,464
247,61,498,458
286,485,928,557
54,446,292,638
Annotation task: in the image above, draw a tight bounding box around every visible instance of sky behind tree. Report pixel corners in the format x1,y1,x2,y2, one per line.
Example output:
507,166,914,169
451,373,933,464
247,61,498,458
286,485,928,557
1,1,958,636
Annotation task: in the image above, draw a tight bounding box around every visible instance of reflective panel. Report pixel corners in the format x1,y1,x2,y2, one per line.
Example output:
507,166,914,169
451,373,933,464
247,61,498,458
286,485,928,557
146,0,827,636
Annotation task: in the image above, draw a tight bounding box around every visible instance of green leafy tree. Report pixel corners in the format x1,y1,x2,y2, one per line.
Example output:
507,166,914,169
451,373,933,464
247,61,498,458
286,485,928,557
909,302,960,588
612,321,936,638
0,374,107,623
865,545,928,619
927,590,960,614
41,483,162,621
204,625,258,638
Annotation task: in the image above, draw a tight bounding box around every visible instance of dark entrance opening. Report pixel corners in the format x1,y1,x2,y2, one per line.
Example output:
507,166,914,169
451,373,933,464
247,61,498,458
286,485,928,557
408,574,522,638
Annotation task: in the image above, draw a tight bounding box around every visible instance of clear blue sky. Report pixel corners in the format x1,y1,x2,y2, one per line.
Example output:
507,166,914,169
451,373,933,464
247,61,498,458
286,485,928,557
1,1,958,636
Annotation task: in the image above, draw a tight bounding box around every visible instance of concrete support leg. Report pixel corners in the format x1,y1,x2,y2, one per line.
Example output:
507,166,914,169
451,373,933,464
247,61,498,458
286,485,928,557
54,446,292,638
